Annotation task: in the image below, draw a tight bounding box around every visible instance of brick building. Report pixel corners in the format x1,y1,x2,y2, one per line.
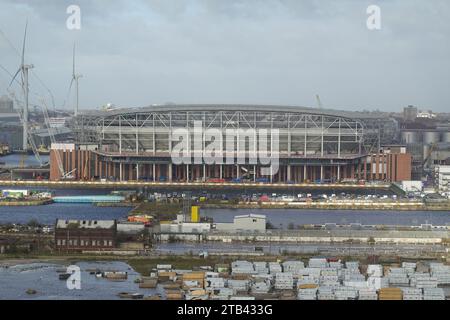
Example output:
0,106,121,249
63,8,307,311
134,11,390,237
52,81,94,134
359,145,412,182
55,219,117,252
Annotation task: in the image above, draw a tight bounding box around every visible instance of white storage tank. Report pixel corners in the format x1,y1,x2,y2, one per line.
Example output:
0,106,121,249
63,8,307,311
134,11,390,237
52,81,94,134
441,131,450,143
401,131,419,144
424,131,440,144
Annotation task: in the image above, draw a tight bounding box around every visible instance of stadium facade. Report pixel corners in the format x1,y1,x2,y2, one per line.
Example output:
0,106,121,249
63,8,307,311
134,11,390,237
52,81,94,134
50,104,410,182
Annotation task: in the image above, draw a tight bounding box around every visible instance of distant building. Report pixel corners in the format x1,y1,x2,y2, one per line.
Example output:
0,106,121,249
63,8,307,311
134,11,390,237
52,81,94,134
417,110,436,119
362,145,412,182
215,214,266,232
0,95,13,113
403,105,418,122
55,219,117,251
434,165,450,197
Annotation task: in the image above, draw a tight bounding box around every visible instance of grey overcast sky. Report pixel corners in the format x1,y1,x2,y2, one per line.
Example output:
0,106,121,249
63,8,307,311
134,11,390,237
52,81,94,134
0,0,449,112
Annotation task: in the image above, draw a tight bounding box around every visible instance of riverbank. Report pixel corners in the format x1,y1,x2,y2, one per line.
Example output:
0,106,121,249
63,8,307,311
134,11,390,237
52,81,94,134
0,199,53,206
1,252,447,277
125,200,450,215
203,202,450,211
0,179,392,191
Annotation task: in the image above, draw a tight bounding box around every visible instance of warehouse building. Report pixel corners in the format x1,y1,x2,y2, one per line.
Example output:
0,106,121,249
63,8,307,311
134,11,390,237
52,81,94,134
215,214,266,233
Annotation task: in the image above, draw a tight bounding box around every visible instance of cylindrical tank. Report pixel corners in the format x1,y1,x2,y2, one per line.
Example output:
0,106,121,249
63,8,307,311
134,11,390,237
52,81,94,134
441,131,450,143
423,131,440,144
423,145,430,161
401,131,418,144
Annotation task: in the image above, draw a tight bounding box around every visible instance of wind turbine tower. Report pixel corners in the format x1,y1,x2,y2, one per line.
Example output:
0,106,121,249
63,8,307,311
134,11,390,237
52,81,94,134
10,22,34,151
71,44,82,117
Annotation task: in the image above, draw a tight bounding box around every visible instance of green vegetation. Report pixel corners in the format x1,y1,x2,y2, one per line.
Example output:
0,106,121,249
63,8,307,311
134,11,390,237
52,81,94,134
130,202,182,220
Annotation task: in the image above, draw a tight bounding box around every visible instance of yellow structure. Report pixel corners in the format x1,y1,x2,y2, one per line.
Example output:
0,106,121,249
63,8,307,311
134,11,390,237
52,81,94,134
191,206,200,222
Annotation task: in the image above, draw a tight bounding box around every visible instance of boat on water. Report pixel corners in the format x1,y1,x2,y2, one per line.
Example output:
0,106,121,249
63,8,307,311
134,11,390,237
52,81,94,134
104,271,128,280
117,292,144,299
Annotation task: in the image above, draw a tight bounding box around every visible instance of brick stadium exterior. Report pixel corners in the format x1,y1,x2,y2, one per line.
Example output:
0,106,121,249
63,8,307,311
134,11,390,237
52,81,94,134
50,104,410,182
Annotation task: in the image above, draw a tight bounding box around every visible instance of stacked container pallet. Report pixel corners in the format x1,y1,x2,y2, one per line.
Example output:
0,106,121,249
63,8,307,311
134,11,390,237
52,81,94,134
165,289,184,300
227,280,250,292
275,272,294,290
401,288,423,300
182,272,205,289
343,280,369,289
402,262,417,273
345,261,360,270
367,276,389,290
320,267,338,284
282,261,305,273
297,288,317,300
319,281,340,289
329,261,343,270
344,273,366,282
205,277,225,289
229,296,255,300
211,287,233,299
430,264,450,285
251,281,271,294
423,288,445,300
367,265,383,277
412,274,438,289
378,288,403,300
317,286,335,300
253,261,269,274
334,287,358,300
297,275,320,286
309,258,328,268
320,275,339,284
297,268,321,278
388,268,409,286
357,288,378,300
279,291,297,300
268,262,282,274
232,261,255,275
158,271,177,282
185,289,209,300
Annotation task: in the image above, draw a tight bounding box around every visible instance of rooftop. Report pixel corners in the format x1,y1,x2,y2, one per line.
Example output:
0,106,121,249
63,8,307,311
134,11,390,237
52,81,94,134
80,104,388,120
56,219,116,229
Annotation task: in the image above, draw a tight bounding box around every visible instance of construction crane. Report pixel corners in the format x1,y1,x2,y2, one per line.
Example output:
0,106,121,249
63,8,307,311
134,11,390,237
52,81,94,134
423,142,438,167
41,98,74,179
7,91,44,167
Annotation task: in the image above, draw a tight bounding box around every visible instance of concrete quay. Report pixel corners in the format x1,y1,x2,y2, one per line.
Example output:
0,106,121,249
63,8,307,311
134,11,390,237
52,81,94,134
155,229,450,245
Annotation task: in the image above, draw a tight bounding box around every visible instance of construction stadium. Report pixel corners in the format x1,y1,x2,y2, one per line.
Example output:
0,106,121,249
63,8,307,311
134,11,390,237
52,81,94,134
49,104,409,183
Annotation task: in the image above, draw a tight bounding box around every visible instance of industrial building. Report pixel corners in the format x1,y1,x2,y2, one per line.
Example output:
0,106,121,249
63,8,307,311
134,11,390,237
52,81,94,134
54,219,117,252
434,165,450,197
50,104,409,183
215,214,266,233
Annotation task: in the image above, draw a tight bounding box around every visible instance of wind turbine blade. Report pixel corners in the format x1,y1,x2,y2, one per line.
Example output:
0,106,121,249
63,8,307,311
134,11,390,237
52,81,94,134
62,78,74,108
72,43,76,76
9,68,21,87
22,21,28,66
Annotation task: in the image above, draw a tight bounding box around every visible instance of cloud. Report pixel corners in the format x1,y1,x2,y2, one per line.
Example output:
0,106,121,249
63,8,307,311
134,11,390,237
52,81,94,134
0,0,449,112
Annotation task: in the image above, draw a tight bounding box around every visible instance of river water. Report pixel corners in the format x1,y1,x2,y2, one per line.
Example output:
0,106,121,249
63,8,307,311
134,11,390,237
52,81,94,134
0,261,161,300
0,154,50,168
0,203,449,227
201,208,450,228
0,203,131,225
0,186,448,226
